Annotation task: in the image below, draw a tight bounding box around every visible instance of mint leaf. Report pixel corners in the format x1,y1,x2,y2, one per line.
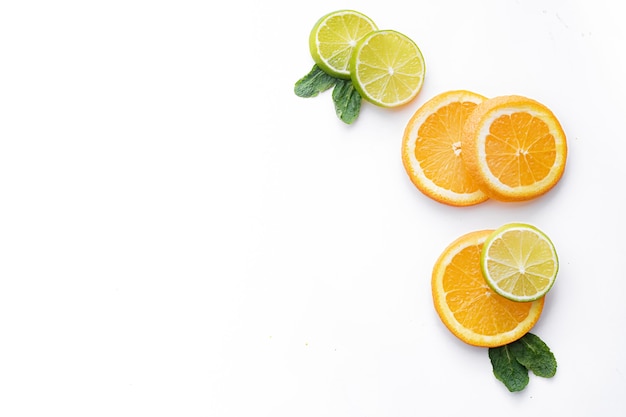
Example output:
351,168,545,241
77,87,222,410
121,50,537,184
489,344,529,392
294,64,361,124
509,333,557,378
489,333,557,392
294,64,337,98
332,78,362,124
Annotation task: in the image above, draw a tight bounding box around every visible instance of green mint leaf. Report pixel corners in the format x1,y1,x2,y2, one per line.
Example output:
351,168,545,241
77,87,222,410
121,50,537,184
489,344,529,392
294,64,337,98
509,333,557,378
332,78,361,124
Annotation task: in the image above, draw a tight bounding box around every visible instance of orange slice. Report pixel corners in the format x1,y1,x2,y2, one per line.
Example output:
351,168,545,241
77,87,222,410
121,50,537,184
401,90,489,206
432,229,544,347
461,95,567,202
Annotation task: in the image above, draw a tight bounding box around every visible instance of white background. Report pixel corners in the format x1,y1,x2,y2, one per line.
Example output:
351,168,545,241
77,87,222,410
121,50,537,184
1,0,625,415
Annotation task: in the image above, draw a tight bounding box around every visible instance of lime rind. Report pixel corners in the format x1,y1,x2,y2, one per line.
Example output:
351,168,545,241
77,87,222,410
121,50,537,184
481,223,558,302
308,10,378,79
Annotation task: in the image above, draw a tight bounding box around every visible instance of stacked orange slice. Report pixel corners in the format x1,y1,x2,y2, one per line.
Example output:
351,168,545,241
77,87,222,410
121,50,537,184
402,92,568,205
431,229,545,347
401,90,488,206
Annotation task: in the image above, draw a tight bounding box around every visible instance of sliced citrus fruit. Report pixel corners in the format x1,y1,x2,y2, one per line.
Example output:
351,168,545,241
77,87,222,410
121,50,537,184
461,95,567,202
402,90,489,206
432,229,544,347
350,30,425,107
308,10,378,79
481,223,558,303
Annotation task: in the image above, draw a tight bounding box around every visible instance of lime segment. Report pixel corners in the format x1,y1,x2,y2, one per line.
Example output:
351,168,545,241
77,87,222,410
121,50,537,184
481,223,559,302
308,10,378,79
350,30,425,107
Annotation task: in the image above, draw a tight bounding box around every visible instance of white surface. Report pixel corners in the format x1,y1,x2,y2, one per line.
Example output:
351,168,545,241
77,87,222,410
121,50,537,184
1,0,624,415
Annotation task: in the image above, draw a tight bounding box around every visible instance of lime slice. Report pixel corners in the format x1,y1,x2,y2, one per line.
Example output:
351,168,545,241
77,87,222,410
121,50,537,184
349,30,425,108
481,223,559,302
308,10,378,79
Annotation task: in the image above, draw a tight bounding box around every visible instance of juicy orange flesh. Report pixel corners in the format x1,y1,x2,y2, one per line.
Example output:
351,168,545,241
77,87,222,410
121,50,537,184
318,14,375,72
357,34,423,103
416,101,480,193
486,230,556,297
443,242,535,336
485,112,556,187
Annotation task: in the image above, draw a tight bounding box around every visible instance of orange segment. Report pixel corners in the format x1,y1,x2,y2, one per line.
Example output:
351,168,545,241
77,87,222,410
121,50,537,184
402,90,489,206
432,229,544,347
461,95,567,202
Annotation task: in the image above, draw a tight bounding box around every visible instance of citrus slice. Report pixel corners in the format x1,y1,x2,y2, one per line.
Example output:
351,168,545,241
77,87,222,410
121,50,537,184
402,90,489,206
461,95,567,202
308,10,378,79
350,30,425,107
432,229,544,347
481,223,559,303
